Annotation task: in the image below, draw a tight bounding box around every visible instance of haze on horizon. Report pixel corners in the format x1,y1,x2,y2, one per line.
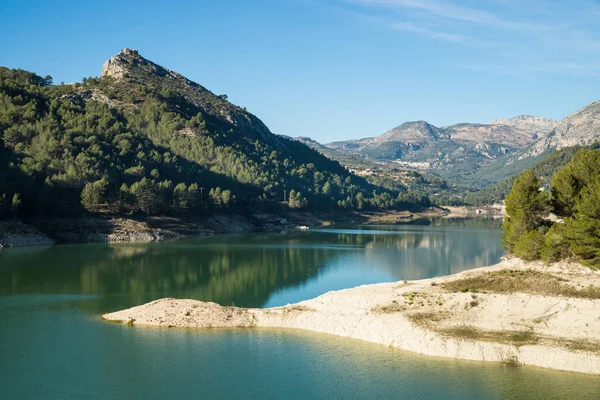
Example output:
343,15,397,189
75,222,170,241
1,0,599,143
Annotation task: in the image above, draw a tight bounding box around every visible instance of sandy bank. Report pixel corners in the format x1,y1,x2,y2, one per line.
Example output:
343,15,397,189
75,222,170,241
104,258,600,374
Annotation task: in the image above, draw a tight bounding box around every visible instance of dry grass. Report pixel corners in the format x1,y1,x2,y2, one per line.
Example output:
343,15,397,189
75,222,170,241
439,326,540,346
372,301,405,313
406,311,449,326
439,325,600,354
442,269,600,299
282,305,314,314
564,338,600,353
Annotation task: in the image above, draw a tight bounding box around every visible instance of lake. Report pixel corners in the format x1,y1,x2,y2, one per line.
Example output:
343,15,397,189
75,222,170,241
1,219,599,399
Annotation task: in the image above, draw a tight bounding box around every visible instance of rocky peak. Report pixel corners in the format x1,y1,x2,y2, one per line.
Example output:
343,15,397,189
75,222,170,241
490,115,556,134
101,48,187,83
101,48,135,79
375,120,445,144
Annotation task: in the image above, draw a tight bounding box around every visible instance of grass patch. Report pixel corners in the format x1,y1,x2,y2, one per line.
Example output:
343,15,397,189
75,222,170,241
281,305,315,315
439,326,540,346
442,269,600,299
439,326,600,353
406,311,449,326
103,318,123,324
564,338,600,353
372,301,405,313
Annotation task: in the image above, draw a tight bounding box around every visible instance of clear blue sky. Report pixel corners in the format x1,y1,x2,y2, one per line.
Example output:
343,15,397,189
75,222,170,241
1,0,599,143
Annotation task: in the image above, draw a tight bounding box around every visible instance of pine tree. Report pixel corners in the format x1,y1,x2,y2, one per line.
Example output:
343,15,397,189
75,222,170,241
565,179,600,268
81,179,109,212
10,193,22,218
502,170,549,252
173,183,189,213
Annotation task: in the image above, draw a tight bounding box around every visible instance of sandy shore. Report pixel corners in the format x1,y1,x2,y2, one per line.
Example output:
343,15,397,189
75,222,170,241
103,258,600,375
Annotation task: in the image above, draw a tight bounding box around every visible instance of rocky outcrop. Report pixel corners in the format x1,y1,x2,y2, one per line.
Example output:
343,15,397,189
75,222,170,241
101,48,137,79
0,221,54,248
524,101,600,158
99,49,284,148
489,115,557,136
0,211,321,248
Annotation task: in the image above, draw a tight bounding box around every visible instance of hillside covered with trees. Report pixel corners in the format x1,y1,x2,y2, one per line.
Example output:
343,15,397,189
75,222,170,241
463,144,600,206
502,148,600,268
0,49,431,220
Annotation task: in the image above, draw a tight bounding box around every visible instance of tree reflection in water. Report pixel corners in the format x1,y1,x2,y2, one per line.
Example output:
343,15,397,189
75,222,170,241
0,219,503,312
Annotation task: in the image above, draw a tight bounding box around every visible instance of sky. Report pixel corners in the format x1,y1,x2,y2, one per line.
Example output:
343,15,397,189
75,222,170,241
1,0,599,143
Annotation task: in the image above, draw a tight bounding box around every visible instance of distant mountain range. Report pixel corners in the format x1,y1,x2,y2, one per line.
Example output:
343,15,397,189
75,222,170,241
296,103,600,186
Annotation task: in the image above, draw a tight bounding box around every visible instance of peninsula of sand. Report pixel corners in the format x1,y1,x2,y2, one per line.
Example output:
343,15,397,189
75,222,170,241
103,258,600,375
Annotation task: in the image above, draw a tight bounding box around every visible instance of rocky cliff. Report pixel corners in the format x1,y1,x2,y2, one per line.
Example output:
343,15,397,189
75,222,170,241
100,48,279,145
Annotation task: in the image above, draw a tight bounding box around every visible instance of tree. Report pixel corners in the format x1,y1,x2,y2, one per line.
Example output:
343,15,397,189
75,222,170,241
541,223,571,263
355,192,366,209
173,183,189,213
10,193,22,218
564,179,600,268
221,189,233,207
81,179,109,211
209,187,223,206
130,178,159,214
188,183,200,210
119,184,133,210
513,227,546,261
552,149,600,217
502,170,549,252
289,190,308,209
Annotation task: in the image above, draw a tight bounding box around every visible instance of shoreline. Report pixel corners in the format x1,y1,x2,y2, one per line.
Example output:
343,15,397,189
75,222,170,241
103,258,600,375
0,207,453,249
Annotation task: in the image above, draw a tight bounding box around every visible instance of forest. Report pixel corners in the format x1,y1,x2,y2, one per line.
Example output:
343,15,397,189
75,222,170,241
502,148,600,268
462,143,600,206
0,62,431,220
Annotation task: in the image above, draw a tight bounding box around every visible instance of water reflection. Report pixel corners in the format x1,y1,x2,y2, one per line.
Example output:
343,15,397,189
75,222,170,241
0,219,504,312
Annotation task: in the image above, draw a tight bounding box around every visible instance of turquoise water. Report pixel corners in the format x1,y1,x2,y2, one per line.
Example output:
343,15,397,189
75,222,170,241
1,219,599,399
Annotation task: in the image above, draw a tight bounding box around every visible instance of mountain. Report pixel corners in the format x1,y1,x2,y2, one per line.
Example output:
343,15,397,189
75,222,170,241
469,102,600,186
325,102,600,186
488,115,556,138
294,136,382,171
516,101,600,158
0,49,428,219
464,143,600,205
326,119,551,178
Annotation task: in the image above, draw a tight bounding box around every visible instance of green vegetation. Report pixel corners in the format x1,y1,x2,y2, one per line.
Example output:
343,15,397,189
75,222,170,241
442,269,600,299
464,144,600,206
0,53,430,219
502,170,549,257
501,148,600,268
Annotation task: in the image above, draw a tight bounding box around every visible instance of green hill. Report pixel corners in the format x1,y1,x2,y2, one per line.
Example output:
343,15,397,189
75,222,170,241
463,143,600,205
0,49,428,219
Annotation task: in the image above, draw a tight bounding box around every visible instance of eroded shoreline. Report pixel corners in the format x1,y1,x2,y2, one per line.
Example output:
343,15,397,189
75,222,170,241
103,258,600,375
